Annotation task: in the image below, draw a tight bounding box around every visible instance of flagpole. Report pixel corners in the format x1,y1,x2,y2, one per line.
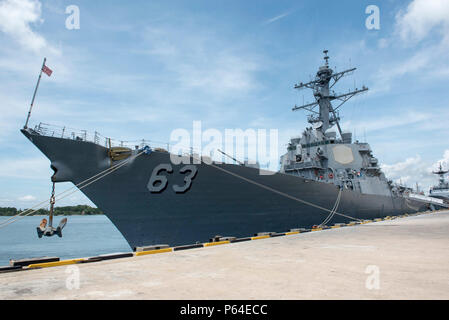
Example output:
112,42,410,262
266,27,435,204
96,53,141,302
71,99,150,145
24,57,46,129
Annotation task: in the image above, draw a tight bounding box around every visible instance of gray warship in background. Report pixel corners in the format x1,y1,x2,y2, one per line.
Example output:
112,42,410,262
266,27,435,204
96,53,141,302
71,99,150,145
21,51,441,249
429,163,449,202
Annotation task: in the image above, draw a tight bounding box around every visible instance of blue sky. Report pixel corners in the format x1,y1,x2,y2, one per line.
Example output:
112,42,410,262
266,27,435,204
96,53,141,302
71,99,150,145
0,0,448,208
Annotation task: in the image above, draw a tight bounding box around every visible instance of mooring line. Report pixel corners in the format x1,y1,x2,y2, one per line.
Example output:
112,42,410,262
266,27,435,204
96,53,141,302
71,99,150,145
0,151,145,229
319,188,342,226
200,158,362,222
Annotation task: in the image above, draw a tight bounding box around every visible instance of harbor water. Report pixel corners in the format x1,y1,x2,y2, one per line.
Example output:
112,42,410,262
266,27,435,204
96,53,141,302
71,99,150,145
0,215,131,266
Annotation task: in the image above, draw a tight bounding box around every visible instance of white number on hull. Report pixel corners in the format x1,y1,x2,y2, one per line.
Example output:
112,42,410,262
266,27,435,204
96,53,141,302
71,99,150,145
147,164,198,194
173,165,198,193
147,164,173,193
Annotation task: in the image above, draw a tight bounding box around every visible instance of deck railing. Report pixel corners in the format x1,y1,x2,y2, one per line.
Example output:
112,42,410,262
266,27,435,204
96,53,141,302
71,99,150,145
31,122,269,166
32,122,174,152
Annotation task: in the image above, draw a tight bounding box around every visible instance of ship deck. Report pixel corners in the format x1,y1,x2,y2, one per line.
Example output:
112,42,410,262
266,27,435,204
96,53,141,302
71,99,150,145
1,210,448,300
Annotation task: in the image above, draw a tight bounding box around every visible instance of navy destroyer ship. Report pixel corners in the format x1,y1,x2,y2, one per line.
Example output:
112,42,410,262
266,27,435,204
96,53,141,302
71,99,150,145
429,163,449,202
21,51,436,249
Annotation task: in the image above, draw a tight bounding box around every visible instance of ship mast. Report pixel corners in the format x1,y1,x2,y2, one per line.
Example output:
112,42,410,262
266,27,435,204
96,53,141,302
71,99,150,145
292,50,368,137
433,163,448,186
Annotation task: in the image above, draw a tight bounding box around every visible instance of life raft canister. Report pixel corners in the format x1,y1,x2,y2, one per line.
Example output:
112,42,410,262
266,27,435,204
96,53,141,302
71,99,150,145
109,146,132,161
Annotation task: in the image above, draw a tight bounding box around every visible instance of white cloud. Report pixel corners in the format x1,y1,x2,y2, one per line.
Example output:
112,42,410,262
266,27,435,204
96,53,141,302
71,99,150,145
176,54,259,93
381,149,449,194
264,12,291,25
395,0,449,45
372,43,446,95
377,38,389,49
138,25,261,96
0,157,50,180
18,194,36,201
377,48,432,80
381,155,431,191
0,0,58,54
43,0,66,15
341,110,432,134
371,0,449,94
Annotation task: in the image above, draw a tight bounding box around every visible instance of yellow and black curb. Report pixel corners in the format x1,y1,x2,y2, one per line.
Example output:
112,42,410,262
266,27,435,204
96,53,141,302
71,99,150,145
203,240,231,247
28,258,85,269
0,209,440,273
173,243,204,251
80,252,134,263
135,248,173,256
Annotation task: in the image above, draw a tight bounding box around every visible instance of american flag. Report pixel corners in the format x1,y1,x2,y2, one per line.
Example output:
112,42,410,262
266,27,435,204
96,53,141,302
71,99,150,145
42,64,53,77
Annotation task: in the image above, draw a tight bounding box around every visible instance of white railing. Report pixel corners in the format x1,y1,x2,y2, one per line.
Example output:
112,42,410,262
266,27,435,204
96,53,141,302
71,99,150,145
32,122,173,152
31,122,266,165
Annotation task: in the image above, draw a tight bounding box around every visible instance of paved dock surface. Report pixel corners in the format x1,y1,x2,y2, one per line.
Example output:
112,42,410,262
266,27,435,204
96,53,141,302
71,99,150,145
1,211,448,300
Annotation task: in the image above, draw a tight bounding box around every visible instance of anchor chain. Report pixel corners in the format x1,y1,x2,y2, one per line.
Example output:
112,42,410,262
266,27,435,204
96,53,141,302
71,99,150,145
48,181,56,228
37,181,67,238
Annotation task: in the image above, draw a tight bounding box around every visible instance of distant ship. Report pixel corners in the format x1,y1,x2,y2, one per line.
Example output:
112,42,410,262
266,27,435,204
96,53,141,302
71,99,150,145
21,50,437,249
429,163,449,202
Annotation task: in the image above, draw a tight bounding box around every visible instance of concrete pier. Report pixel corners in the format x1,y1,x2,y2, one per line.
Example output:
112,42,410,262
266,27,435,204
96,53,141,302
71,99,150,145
1,211,448,300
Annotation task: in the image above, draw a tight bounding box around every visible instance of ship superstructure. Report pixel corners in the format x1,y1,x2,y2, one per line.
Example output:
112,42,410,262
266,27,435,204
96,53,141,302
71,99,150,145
429,163,449,202
280,51,393,197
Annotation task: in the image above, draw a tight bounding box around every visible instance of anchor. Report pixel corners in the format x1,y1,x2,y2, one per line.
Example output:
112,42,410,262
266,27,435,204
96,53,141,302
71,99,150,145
37,181,67,238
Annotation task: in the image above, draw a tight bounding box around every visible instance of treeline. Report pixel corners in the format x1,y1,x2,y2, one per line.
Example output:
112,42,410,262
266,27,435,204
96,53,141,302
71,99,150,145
0,205,104,216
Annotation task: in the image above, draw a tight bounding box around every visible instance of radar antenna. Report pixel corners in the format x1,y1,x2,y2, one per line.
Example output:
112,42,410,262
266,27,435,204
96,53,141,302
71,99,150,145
433,162,448,175
292,50,368,137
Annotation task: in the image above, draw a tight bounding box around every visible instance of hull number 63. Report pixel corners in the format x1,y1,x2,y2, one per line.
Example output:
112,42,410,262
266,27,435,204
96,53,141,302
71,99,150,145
147,164,198,194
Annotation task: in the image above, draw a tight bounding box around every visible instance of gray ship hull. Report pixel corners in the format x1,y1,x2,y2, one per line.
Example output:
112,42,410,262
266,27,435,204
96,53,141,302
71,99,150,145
21,129,429,249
